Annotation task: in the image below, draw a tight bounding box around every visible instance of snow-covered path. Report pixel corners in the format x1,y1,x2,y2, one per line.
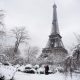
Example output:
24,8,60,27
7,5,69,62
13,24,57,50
14,72,80,80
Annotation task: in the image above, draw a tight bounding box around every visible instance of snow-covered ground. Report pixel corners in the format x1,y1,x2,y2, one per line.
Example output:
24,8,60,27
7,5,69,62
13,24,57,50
0,65,80,80
14,71,80,80
0,65,16,80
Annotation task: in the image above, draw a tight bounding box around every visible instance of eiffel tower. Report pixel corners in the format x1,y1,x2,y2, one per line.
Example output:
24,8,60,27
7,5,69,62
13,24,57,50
38,4,68,66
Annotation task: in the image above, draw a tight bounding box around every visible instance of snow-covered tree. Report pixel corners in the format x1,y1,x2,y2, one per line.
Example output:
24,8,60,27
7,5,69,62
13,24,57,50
11,27,29,53
70,34,80,70
24,46,39,64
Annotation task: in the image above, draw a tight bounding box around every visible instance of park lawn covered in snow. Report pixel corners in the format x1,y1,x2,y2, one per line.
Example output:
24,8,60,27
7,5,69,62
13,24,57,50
0,65,80,80
14,71,80,80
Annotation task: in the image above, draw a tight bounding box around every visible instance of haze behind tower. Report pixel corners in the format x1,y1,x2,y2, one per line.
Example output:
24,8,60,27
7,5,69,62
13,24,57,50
0,0,80,51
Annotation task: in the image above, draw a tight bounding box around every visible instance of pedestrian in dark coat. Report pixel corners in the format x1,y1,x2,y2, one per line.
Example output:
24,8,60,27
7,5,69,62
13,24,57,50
44,65,49,75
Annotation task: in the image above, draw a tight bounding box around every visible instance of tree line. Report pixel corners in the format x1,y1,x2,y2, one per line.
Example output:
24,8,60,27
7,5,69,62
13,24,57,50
0,10,39,65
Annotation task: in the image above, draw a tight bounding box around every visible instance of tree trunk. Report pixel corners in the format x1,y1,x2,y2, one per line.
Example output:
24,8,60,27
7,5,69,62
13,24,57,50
14,41,19,53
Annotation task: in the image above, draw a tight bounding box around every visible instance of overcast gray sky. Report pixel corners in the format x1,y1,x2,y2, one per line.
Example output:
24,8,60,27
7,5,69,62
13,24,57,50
0,0,80,51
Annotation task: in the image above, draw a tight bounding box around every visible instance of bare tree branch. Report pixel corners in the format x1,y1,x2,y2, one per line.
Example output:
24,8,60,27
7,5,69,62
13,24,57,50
11,27,29,52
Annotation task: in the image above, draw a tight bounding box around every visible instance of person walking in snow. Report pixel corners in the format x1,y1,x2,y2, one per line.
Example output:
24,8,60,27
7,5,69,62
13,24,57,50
44,65,49,75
